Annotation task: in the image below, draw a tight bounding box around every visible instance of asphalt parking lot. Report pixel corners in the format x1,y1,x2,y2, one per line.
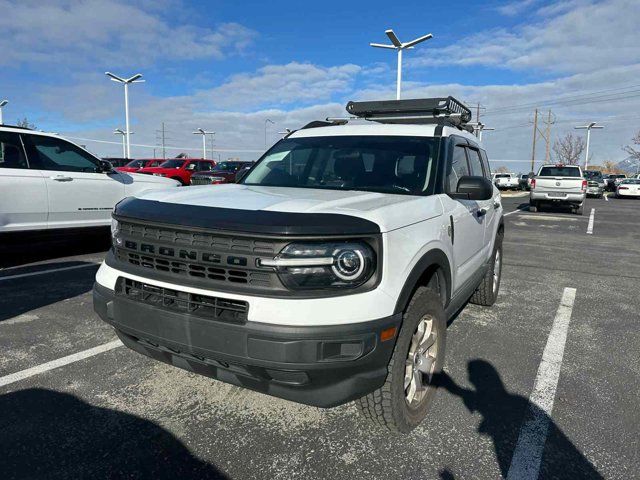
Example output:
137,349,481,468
1,193,639,480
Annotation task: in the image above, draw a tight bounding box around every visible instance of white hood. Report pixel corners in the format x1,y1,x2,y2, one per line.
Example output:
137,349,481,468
135,184,443,232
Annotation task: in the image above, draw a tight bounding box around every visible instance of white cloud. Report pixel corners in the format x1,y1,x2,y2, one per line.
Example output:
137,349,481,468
194,62,362,110
412,0,640,74
0,0,256,68
497,0,540,16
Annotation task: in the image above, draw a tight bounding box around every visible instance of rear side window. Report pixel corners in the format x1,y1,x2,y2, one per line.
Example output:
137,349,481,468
479,150,491,179
24,134,99,172
467,149,484,177
446,145,470,193
539,166,581,177
0,132,28,169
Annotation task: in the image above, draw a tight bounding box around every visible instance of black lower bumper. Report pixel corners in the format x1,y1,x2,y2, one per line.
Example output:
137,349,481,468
93,282,401,407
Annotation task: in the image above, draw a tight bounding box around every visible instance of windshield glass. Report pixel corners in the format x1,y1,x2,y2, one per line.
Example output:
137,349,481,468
125,159,145,168
584,171,602,179
495,174,510,178
539,166,581,177
214,162,238,171
159,159,185,168
241,136,439,195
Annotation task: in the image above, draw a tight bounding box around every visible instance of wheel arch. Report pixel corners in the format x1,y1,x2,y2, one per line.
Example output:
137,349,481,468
393,249,452,315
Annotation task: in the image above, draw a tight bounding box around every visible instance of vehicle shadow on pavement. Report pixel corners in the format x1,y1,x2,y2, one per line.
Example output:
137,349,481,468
0,262,97,322
435,360,603,480
0,229,110,268
0,388,227,480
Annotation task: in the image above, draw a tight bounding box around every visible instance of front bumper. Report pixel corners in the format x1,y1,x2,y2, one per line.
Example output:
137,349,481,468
93,282,401,407
530,191,585,204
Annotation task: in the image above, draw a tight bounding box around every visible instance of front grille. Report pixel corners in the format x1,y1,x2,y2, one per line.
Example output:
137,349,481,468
115,249,271,286
113,220,284,292
190,176,214,185
117,278,248,323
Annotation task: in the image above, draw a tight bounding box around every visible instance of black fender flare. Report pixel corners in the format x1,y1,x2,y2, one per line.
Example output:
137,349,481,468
393,249,452,315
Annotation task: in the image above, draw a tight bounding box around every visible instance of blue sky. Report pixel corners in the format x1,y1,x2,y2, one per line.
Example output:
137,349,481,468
2,0,639,170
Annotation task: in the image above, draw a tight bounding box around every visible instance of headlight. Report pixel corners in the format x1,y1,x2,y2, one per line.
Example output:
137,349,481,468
111,217,123,247
259,241,375,290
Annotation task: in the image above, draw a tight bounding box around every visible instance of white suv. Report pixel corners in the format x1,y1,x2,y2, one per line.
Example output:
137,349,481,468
93,97,504,433
0,125,179,233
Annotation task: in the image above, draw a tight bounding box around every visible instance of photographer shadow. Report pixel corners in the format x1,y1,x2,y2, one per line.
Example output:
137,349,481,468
0,388,227,479
436,360,602,479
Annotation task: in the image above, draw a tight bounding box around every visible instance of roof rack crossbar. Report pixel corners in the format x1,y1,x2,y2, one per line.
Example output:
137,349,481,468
345,96,472,126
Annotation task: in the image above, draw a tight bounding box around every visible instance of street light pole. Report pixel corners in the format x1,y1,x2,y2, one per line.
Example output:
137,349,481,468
575,122,604,170
370,30,432,100
265,119,274,149
193,128,214,159
0,99,7,125
105,72,145,159
114,129,133,158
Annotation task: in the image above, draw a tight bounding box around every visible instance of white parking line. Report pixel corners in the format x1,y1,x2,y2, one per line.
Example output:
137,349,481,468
506,287,577,480
604,195,609,202
0,340,122,388
504,207,529,217
0,263,99,281
586,208,595,234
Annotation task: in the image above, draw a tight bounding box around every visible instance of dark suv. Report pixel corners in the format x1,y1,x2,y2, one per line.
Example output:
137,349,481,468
190,161,254,185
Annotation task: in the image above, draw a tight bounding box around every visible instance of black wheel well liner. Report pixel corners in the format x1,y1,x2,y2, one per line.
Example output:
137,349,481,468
393,249,452,315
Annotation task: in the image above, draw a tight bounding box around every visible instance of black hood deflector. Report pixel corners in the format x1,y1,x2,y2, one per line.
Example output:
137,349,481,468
114,197,380,236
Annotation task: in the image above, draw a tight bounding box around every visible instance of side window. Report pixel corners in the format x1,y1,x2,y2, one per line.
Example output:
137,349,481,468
446,145,470,193
479,150,491,179
467,148,484,177
24,134,99,172
185,161,198,171
0,132,28,169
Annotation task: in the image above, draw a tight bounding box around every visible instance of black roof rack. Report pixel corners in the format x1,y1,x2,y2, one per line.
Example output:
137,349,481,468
345,96,472,126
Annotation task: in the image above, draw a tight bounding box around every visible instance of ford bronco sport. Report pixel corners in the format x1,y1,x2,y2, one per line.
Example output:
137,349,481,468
93,97,504,433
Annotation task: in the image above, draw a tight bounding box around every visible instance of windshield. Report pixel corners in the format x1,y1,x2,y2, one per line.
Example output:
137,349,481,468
495,174,510,178
241,136,439,195
125,159,145,168
538,166,581,177
584,171,602,179
214,162,239,171
159,159,185,168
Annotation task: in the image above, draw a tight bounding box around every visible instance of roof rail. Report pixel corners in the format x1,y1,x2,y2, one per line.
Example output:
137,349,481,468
300,119,348,130
345,96,472,126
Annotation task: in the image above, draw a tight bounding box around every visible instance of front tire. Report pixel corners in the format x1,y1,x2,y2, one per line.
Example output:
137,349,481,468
575,204,584,215
470,232,503,306
355,288,446,433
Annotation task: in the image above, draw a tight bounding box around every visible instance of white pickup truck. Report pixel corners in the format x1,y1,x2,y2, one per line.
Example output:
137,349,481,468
493,172,519,190
529,164,586,215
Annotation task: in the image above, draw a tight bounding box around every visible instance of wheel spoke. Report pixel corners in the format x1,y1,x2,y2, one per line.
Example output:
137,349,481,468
419,332,436,352
407,374,417,403
417,355,435,375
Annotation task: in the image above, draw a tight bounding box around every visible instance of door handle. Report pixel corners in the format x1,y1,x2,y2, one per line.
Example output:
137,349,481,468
51,176,73,182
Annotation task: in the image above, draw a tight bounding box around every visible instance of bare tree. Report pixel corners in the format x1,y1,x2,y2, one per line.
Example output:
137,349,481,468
495,166,510,173
623,130,640,173
15,117,37,129
552,133,585,165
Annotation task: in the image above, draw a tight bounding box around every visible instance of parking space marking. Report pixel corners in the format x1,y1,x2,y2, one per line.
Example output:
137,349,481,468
504,207,529,217
0,263,99,281
0,339,122,388
604,195,609,202
587,208,595,235
506,287,577,480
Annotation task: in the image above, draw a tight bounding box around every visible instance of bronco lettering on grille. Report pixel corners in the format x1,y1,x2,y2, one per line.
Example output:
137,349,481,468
123,240,228,265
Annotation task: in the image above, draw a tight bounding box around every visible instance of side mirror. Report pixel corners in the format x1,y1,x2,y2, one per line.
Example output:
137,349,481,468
451,176,493,201
98,160,114,173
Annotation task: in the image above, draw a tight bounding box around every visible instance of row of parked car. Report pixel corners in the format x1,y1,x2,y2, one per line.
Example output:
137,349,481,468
112,158,254,185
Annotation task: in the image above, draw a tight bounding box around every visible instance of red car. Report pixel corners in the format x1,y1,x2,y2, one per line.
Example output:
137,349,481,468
116,158,164,173
138,159,217,185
